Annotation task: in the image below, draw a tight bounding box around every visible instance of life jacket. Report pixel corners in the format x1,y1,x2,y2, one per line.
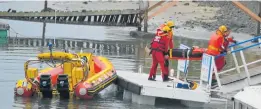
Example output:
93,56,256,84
151,30,168,53
206,33,225,55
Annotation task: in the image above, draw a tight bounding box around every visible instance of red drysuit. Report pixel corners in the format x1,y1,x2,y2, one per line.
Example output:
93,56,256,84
157,24,174,78
149,30,169,81
212,37,236,81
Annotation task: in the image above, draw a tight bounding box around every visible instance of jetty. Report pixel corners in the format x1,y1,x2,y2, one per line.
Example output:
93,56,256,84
0,10,141,27
114,36,261,107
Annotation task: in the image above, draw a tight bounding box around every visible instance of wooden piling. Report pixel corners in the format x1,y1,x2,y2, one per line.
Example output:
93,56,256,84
41,21,46,46
87,16,91,22
73,16,77,21
105,15,110,22
130,14,134,24
98,15,102,22
94,15,97,22
144,6,148,32
115,15,119,23
44,0,48,11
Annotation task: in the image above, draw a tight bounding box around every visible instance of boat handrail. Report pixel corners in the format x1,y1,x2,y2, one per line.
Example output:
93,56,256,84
228,35,261,48
216,36,261,58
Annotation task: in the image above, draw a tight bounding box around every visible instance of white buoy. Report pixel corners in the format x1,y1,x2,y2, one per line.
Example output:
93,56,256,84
17,88,24,95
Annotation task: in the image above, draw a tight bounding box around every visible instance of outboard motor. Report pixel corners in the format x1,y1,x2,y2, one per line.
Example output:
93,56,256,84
39,74,52,98
57,74,69,99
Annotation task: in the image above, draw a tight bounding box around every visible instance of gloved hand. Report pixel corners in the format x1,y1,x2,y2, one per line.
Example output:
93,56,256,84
227,50,232,54
233,40,237,44
221,49,227,54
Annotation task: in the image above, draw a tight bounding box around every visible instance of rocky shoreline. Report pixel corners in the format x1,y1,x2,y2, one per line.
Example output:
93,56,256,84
185,1,260,35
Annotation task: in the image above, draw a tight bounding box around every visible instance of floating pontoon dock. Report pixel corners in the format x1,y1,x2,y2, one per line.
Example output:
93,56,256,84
116,71,210,106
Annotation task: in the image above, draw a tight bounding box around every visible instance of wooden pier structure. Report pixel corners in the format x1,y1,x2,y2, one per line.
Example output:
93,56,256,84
0,10,141,27
6,37,138,55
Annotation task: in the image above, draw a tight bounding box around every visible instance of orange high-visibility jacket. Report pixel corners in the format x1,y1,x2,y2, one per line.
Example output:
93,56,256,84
157,24,174,49
206,33,225,55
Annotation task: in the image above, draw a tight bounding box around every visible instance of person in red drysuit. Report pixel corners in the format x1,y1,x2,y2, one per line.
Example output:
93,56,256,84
148,26,171,82
157,21,175,78
206,25,237,85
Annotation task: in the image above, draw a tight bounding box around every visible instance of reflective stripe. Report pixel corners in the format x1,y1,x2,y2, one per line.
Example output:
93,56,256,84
156,31,168,37
208,45,220,51
169,49,172,58
151,48,164,52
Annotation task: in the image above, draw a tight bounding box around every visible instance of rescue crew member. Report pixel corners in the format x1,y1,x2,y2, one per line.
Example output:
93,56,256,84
148,26,170,82
206,25,231,56
157,21,175,78
206,25,235,85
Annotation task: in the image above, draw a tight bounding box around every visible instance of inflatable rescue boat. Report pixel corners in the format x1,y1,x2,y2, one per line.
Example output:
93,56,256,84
14,46,117,99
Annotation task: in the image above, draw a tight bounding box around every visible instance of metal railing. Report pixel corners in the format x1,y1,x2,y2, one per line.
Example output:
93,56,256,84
214,35,261,89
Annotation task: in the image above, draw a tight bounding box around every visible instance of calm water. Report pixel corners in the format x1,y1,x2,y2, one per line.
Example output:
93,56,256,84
1,1,261,109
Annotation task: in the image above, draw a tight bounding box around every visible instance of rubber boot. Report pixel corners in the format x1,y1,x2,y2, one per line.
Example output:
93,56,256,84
148,77,156,81
163,75,170,82
148,74,156,81
152,74,156,80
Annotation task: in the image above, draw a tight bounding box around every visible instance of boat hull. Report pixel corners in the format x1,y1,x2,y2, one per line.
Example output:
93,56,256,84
74,56,117,99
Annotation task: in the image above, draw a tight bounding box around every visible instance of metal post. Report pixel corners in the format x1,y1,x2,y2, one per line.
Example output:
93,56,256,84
143,1,149,32
138,14,142,31
239,51,251,85
257,1,261,36
55,9,56,24
257,2,261,46
42,21,46,46
254,1,261,44
44,0,47,11
138,0,143,31
231,47,241,73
